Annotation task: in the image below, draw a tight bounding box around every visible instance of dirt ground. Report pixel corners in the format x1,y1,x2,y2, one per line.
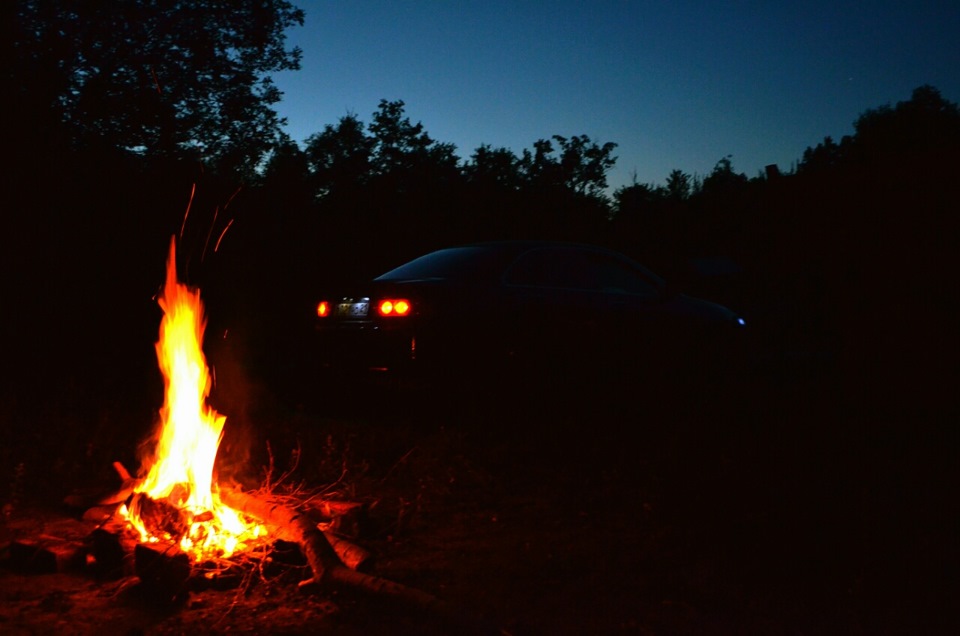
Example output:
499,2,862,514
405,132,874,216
2,367,957,635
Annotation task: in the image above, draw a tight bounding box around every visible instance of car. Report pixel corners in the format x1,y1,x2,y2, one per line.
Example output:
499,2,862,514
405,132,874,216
314,241,748,391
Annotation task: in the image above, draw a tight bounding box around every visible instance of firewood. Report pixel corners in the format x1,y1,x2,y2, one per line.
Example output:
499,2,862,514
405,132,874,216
62,461,139,511
311,499,367,520
127,492,190,542
219,487,496,632
113,461,131,481
309,500,370,538
82,503,120,523
293,500,370,557
323,531,375,572
8,539,85,573
134,542,191,599
87,525,136,578
218,488,341,583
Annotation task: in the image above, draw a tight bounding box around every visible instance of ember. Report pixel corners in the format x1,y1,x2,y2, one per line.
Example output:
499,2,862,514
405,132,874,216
120,238,267,561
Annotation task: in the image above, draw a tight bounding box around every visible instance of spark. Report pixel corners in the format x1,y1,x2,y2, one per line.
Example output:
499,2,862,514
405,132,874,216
201,206,220,263
180,183,197,242
223,186,242,210
214,219,235,253
150,67,162,95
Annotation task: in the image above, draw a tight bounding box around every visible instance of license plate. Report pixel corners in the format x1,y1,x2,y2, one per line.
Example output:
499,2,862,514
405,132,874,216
337,301,369,318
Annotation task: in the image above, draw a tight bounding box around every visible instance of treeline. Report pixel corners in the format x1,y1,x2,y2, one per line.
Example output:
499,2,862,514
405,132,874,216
6,0,958,414
250,100,619,278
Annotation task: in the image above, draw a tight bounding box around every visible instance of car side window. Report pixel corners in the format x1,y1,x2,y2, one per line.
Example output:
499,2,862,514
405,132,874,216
504,248,565,287
505,247,660,298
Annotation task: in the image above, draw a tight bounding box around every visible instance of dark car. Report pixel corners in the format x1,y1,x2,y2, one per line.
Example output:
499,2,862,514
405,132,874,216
314,241,747,390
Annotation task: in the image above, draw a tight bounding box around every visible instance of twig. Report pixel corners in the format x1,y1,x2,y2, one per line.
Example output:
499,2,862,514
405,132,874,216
381,445,420,483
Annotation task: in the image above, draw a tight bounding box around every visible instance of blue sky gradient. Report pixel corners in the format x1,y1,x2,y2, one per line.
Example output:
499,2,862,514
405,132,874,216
272,1,960,191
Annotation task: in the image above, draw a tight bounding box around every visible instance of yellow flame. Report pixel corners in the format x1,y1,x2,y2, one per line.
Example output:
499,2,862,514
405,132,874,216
123,237,266,561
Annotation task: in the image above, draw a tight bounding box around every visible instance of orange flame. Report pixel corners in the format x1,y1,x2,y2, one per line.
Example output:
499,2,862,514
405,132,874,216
122,238,266,561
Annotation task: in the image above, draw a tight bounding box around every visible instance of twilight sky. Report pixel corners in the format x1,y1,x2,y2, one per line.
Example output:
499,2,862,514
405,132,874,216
271,1,960,192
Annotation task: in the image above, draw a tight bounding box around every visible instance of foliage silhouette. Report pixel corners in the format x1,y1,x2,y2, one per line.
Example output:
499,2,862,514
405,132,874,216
665,169,693,201
304,114,375,200
700,156,748,197
9,0,304,178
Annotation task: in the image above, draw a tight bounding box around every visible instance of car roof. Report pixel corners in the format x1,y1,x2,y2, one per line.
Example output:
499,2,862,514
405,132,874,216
374,240,657,285
374,243,525,283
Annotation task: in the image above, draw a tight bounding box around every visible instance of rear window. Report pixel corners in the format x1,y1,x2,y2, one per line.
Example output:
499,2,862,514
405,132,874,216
375,246,512,283
505,246,663,297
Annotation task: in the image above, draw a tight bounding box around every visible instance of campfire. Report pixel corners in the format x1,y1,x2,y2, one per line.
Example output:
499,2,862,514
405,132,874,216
119,238,267,562
97,237,375,587
12,234,473,625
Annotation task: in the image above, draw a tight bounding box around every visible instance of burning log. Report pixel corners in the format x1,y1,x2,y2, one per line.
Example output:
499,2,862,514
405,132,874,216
126,491,191,543
218,488,344,585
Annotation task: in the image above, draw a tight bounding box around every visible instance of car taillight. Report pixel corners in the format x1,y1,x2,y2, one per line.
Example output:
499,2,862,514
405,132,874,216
316,301,330,317
377,298,411,317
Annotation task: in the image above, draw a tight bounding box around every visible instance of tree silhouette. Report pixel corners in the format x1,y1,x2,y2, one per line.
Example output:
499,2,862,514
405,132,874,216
463,144,525,191
853,85,960,159
797,136,850,174
700,156,748,197
304,114,376,199
799,85,960,174
613,181,665,216
554,135,619,198
261,136,313,209
519,135,618,200
9,0,304,177
665,169,693,201
367,99,460,187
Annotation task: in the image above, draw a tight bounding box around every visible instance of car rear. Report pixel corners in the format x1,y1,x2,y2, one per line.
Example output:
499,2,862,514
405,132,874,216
314,284,424,376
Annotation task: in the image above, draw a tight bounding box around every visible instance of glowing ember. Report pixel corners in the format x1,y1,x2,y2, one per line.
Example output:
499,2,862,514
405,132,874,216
121,238,267,561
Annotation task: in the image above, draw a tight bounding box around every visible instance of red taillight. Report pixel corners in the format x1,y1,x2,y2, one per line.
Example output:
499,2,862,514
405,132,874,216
377,298,411,317
316,301,330,317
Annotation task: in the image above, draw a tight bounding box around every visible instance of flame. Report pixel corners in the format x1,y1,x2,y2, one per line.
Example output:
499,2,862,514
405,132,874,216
122,238,266,561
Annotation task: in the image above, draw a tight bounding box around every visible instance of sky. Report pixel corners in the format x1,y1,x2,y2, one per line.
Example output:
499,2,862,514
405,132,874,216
271,1,960,193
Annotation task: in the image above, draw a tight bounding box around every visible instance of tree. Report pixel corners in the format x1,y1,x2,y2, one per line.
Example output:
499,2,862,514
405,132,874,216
665,169,693,201
700,156,748,197
798,85,960,175
304,113,375,198
10,0,304,177
367,99,460,185
798,135,851,174
554,135,619,198
520,138,559,188
519,135,618,199
851,84,960,163
463,144,524,190
261,136,313,206
613,181,664,216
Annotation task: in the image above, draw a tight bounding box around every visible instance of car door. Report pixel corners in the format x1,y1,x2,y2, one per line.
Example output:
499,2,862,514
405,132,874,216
502,246,665,369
